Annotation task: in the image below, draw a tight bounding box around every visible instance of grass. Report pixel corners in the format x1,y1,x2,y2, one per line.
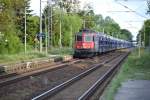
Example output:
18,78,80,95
0,51,47,64
0,47,73,64
48,47,73,55
102,48,150,100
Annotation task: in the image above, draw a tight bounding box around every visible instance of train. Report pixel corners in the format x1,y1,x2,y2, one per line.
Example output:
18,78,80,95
73,29,132,58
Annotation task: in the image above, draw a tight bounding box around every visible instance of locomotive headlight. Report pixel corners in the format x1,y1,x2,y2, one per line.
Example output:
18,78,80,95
82,44,85,46
82,43,87,48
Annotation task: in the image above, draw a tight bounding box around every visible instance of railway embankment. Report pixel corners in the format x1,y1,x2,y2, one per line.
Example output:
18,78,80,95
0,48,73,74
101,48,150,100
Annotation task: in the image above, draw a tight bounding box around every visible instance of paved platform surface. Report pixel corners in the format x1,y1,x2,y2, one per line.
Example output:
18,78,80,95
115,80,150,100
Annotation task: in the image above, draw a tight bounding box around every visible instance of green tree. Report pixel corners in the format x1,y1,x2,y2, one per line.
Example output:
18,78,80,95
0,0,22,54
93,14,104,32
120,29,132,41
61,13,82,46
103,16,120,37
57,0,80,13
51,9,82,47
78,3,95,29
139,19,150,47
43,3,82,47
41,0,132,48
147,0,150,14
14,0,34,44
27,16,40,45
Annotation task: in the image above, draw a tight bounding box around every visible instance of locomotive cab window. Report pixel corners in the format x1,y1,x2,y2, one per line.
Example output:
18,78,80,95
85,35,92,42
76,35,82,41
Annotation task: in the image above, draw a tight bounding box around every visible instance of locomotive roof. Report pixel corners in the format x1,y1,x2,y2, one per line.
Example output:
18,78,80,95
79,28,96,33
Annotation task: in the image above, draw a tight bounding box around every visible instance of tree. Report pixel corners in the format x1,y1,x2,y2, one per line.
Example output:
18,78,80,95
139,19,150,47
78,3,95,29
51,9,82,47
27,16,40,45
14,0,33,43
103,16,120,37
147,0,150,14
0,0,22,54
61,14,82,46
42,2,83,47
93,14,104,32
120,29,132,41
57,0,80,13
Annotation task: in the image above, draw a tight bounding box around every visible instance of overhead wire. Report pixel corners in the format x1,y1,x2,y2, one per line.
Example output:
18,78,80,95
115,1,148,19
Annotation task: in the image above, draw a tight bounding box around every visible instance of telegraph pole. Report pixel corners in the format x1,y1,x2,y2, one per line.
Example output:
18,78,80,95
149,34,150,50
44,14,48,54
59,17,62,48
102,28,105,33
70,24,73,47
24,7,27,53
144,24,145,47
40,0,43,52
83,20,85,28
59,6,62,48
139,33,141,57
50,3,53,47
47,0,50,48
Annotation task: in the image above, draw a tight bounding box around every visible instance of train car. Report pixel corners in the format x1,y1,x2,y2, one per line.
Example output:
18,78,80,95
73,29,132,58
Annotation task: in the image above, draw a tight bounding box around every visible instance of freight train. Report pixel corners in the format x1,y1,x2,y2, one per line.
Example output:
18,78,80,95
73,29,132,58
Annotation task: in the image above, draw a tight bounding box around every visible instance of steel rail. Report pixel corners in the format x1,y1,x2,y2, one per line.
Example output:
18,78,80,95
31,54,121,100
0,59,80,87
0,51,116,87
78,53,129,100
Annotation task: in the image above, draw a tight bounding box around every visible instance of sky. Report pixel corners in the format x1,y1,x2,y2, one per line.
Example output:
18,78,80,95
30,0,149,40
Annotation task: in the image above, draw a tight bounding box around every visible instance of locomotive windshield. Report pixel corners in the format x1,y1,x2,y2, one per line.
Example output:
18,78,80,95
85,35,92,42
76,35,92,42
76,35,82,41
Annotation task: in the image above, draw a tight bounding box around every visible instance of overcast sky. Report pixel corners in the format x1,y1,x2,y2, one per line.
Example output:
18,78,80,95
30,0,149,40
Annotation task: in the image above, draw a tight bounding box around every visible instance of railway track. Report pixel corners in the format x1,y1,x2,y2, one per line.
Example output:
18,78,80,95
0,51,116,87
31,50,129,100
78,53,129,100
0,56,74,80
0,59,80,87
0,50,126,100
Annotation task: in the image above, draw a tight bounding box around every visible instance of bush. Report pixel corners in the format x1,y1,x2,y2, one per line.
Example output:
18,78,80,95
0,32,22,54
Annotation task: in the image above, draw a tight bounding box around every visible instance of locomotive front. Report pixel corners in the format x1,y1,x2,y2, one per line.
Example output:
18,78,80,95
73,29,95,58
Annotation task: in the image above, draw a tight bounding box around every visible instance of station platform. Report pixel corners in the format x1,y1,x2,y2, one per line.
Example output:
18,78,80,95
115,80,150,100
0,55,72,74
